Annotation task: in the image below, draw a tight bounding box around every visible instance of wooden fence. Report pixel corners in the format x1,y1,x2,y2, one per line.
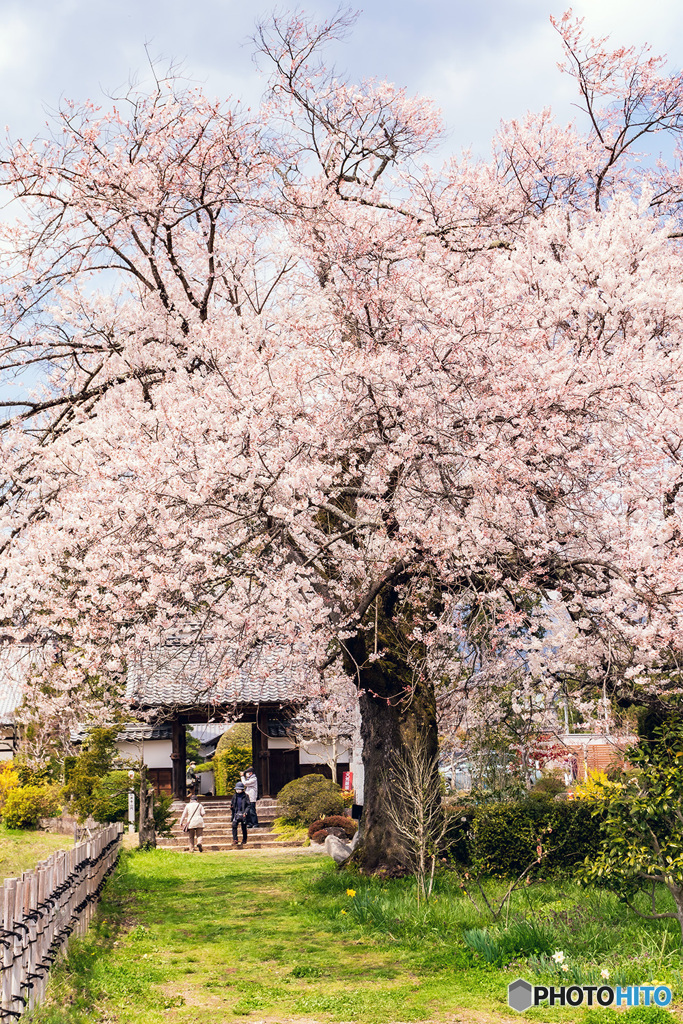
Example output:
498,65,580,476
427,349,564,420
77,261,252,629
0,822,123,1020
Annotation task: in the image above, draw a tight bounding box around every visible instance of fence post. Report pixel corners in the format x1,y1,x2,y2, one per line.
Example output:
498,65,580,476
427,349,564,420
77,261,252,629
11,878,23,1018
35,864,46,1008
25,872,37,1012
2,879,14,1017
0,827,122,1020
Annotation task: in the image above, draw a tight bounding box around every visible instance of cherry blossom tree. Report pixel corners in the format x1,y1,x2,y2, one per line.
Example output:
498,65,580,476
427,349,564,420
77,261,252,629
286,674,360,783
0,11,683,871
4,643,124,769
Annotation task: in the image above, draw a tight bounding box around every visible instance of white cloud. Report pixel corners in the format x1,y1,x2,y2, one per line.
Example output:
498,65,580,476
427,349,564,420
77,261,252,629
572,0,683,52
414,0,683,156
0,10,34,74
420,18,573,156
0,0,682,152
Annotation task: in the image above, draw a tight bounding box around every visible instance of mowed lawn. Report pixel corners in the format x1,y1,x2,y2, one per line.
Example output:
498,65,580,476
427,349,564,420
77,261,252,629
0,824,71,880
27,847,683,1024
28,848,521,1024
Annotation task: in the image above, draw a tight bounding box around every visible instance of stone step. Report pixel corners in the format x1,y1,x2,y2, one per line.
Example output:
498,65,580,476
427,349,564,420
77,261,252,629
171,812,277,820
171,796,279,801
171,819,280,828
156,840,302,851
169,801,282,816
171,816,279,826
169,824,281,833
165,835,288,843
159,822,300,849
170,827,278,837
173,806,280,814
158,831,296,845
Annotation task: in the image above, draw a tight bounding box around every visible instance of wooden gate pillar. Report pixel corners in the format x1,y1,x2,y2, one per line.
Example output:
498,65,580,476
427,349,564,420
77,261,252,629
253,708,270,797
171,719,187,800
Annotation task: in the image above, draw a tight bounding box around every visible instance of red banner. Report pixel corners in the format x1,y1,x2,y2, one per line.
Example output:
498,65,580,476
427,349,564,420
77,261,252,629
342,771,353,792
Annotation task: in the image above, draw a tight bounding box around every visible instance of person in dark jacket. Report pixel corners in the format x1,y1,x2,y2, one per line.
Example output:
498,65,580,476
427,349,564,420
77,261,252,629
231,782,251,846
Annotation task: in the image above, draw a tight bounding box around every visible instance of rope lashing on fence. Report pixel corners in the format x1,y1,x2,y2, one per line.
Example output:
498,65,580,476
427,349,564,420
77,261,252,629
0,822,123,1019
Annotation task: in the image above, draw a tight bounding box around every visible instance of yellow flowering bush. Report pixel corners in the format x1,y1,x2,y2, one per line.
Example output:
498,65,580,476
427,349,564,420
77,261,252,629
573,769,612,800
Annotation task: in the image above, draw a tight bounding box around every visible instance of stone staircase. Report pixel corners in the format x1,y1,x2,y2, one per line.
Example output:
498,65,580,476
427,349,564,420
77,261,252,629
157,797,300,851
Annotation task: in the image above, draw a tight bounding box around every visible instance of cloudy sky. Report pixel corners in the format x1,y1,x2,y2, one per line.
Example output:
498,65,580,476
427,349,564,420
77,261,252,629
1,0,683,158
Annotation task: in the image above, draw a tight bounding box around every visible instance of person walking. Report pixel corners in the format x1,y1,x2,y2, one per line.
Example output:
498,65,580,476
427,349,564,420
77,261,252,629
178,793,205,852
231,781,251,847
240,768,259,828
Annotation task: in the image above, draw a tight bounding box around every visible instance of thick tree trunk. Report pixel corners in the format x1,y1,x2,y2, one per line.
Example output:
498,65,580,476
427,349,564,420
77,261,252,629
347,645,438,874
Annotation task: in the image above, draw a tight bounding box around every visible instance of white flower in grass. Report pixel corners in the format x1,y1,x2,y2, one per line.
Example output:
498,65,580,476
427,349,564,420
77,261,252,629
562,964,569,973
552,951,565,964
601,969,610,980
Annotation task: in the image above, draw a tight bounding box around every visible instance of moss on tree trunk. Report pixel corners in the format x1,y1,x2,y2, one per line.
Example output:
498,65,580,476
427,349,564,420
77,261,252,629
344,586,439,874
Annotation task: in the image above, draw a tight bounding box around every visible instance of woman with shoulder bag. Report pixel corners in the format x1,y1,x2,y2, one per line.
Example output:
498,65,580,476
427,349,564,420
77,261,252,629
178,793,205,852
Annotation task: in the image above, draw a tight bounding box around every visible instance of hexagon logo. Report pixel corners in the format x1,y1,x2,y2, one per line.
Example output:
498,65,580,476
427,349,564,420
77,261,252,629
508,978,534,1012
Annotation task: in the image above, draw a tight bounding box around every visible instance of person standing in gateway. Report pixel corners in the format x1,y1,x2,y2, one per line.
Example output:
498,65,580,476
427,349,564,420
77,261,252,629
240,767,259,827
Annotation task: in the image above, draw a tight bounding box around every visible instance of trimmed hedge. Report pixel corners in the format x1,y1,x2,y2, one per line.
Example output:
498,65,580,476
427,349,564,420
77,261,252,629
307,815,357,841
215,724,252,755
213,745,252,797
277,775,345,824
446,797,603,877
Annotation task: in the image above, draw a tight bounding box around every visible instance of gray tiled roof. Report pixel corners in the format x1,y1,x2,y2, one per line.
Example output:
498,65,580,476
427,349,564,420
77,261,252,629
70,723,174,743
125,644,306,710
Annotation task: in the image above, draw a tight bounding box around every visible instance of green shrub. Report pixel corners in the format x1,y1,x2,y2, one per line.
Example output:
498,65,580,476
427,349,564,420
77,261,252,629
447,798,602,876
529,776,566,798
153,793,176,836
88,771,175,832
307,815,357,841
213,745,252,796
215,724,252,755
584,1009,676,1024
0,762,20,812
63,755,77,784
89,770,140,824
463,919,553,965
210,725,252,796
277,774,345,823
3,784,61,829
62,726,121,821
15,760,61,786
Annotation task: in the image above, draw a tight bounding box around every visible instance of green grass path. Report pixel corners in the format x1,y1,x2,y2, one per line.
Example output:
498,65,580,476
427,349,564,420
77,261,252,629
27,848,683,1024
28,848,515,1024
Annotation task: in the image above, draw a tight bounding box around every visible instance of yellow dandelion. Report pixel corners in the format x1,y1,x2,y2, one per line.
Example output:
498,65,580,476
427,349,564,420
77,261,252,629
346,888,356,897
341,909,347,915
